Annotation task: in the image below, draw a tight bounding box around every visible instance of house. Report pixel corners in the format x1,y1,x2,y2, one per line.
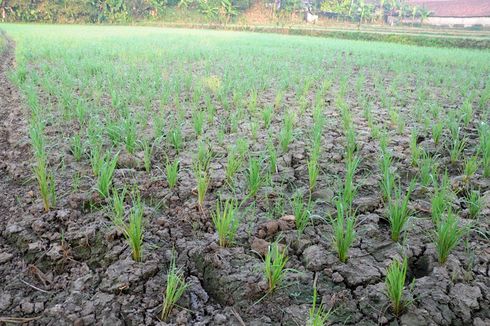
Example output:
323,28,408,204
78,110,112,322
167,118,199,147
407,0,490,27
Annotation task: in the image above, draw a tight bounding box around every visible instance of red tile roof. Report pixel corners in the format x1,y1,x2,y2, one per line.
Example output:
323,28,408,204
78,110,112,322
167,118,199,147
407,0,490,18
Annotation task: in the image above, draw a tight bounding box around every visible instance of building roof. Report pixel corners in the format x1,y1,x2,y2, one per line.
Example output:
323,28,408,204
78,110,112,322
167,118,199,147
407,0,490,18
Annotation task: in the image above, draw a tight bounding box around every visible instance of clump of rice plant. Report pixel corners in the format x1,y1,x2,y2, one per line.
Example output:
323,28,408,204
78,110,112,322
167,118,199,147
479,123,490,177
341,155,360,212
111,187,127,227
192,108,205,137
212,199,240,247
279,111,294,152
386,181,414,242
165,158,179,189
247,156,262,197
331,200,356,263
161,255,188,321
463,155,479,182
123,118,137,154
435,210,464,264
194,167,209,210
461,99,473,127
385,257,408,316
308,285,332,325
267,140,277,174
225,148,242,184
379,150,395,201
169,124,183,152
70,133,84,161
431,173,450,223
449,136,466,164
291,192,311,237
262,105,273,129
467,190,481,219
264,241,289,292
33,158,56,212
141,139,152,173
419,151,437,187
432,120,444,146
195,141,213,172
307,156,320,193
96,152,119,198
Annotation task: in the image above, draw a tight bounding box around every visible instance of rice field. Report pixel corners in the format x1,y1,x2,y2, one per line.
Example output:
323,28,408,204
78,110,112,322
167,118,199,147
0,24,489,325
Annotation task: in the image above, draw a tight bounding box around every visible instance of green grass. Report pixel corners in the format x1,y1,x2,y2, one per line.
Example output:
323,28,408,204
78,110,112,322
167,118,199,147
331,200,356,263
386,181,414,242
435,210,464,264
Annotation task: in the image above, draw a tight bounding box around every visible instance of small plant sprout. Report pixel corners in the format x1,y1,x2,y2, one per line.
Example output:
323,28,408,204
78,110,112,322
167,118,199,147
431,173,450,224
432,120,444,146
33,159,56,212
292,192,311,237
141,139,152,173
212,199,240,247
419,151,437,187
165,158,179,189
169,125,183,152
247,156,262,197
195,168,209,210
341,155,360,212
96,152,119,198
449,136,466,164
435,210,464,264
161,255,188,321
386,181,415,242
331,200,356,263
308,285,332,326
192,108,205,137
267,140,277,174
385,257,408,316
262,105,273,129
279,111,294,152
467,190,482,219
264,241,289,292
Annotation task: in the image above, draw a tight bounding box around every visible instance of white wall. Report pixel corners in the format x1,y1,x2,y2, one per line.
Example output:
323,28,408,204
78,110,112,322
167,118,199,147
426,16,490,27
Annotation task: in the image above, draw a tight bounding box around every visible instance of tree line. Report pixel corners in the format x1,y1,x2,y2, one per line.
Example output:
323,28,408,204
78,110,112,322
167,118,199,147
0,0,429,24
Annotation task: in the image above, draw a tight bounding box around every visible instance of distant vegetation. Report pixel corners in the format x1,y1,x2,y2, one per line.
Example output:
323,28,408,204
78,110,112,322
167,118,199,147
0,0,426,26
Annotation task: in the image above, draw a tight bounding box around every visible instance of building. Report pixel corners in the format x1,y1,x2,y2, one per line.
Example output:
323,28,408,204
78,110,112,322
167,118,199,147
408,0,490,27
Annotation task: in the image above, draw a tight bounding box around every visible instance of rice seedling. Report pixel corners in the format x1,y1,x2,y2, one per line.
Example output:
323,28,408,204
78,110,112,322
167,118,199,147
386,181,415,242
96,152,119,198
123,118,137,154
29,120,46,160
410,129,421,166
165,158,179,189
331,200,356,263
225,148,242,184
250,120,259,140
141,139,152,173
307,157,319,193
264,241,289,292
467,190,481,219
461,99,473,127
262,105,273,129
432,121,444,146
267,141,278,174
431,179,448,224
89,142,103,176
192,108,205,137
449,136,466,164
161,255,188,321
194,167,209,210
247,156,262,197
33,159,56,211
212,199,240,247
341,155,360,211
308,285,332,326
195,141,213,172
479,123,490,177
169,125,183,153
463,155,479,182
70,133,84,161
435,210,464,264
418,151,437,187
111,186,127,227
385,257,408,316
291,192,311,237
279,112,294,152
115,191,145,262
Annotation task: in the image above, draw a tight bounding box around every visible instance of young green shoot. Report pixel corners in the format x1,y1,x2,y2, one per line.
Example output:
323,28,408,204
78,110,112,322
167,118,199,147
264,241,289,293
161,255,188,321
212,199,240,247
435,210,464,264
385,257,408,316
96,152,119,198
386,181,414,242
331,200,355,263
